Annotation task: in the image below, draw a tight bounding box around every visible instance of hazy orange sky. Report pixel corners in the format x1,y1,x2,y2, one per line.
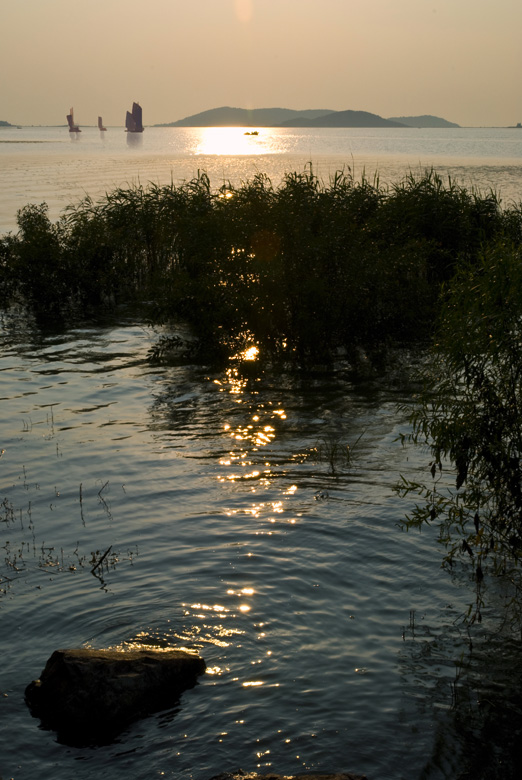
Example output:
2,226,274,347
1,0,520,127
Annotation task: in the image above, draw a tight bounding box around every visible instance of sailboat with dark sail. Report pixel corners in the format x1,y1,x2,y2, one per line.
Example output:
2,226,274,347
98,116,107,131
66,107,81,133
125,102,143,133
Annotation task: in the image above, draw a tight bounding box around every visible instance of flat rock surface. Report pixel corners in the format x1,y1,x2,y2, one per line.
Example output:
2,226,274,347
25,647,205,744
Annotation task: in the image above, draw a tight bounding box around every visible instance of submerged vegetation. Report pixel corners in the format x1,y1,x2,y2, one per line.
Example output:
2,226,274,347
1,167,518,365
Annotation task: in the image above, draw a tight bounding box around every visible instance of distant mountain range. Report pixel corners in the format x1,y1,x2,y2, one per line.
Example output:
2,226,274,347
156,107,460,129
158,107,335,127
278,110,405,128
387,115,460,128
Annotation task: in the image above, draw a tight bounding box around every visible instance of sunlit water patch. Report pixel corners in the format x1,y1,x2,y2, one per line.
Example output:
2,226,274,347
2,126,522,233
0,313,518,779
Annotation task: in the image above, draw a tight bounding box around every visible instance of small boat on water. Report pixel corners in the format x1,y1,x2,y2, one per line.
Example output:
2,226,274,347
125,102,143,133
98,116,107,131
244,130,259,135
66,107,81,133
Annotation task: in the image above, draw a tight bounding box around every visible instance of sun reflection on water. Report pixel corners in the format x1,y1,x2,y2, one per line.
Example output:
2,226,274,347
194,127,279,156
209,343,303,612
241,345,259,361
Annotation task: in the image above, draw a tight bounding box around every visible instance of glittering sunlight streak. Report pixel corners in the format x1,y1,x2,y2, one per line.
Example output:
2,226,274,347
212,345,294,489
241,345,259,361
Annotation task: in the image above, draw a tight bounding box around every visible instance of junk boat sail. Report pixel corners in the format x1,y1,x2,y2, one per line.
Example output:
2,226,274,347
125,102,143,133
66,107,81,133
98,116,107,131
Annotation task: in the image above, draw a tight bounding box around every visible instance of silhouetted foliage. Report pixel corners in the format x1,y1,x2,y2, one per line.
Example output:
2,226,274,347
1,168,520,361
397,240,522,621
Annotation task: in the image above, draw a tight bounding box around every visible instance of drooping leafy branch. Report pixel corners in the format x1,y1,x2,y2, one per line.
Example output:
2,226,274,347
397,240,522,621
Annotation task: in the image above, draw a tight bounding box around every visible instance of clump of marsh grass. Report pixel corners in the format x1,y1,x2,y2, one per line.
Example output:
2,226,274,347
1,167,519,368
312,429,364,474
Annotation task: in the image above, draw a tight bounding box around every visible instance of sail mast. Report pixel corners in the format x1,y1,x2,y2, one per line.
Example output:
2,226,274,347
125,102,144,133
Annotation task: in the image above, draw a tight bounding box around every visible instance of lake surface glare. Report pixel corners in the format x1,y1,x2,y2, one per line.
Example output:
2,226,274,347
1,126,522,779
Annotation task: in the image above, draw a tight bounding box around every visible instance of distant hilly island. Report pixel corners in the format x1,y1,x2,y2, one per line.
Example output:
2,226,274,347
156,107,460,129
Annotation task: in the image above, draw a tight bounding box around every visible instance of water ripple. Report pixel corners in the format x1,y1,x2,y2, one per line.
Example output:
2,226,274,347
0,318,505,780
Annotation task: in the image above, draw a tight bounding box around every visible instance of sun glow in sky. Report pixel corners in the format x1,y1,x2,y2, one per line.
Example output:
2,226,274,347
0,0,521,127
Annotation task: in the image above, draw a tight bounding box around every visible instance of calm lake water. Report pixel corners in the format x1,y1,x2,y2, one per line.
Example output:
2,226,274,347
1,125,522,233
1,128,521,779
0,316,479,780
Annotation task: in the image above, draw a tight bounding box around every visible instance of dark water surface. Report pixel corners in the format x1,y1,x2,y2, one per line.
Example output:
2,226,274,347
0,311,517,779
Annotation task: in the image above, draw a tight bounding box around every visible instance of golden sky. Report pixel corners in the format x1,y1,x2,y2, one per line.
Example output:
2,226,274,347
1,0,520,127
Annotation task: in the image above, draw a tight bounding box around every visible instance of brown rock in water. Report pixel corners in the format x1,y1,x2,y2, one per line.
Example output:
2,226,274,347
208,774,367,780
25,647,206,744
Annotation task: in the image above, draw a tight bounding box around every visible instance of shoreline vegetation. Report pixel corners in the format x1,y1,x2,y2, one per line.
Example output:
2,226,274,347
1,167,517,362
2,165,522,602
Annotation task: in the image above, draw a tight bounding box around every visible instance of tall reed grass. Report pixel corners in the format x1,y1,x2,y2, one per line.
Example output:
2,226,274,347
1,167,519,365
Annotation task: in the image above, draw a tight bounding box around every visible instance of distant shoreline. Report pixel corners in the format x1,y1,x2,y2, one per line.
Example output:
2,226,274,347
2,124,519,130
